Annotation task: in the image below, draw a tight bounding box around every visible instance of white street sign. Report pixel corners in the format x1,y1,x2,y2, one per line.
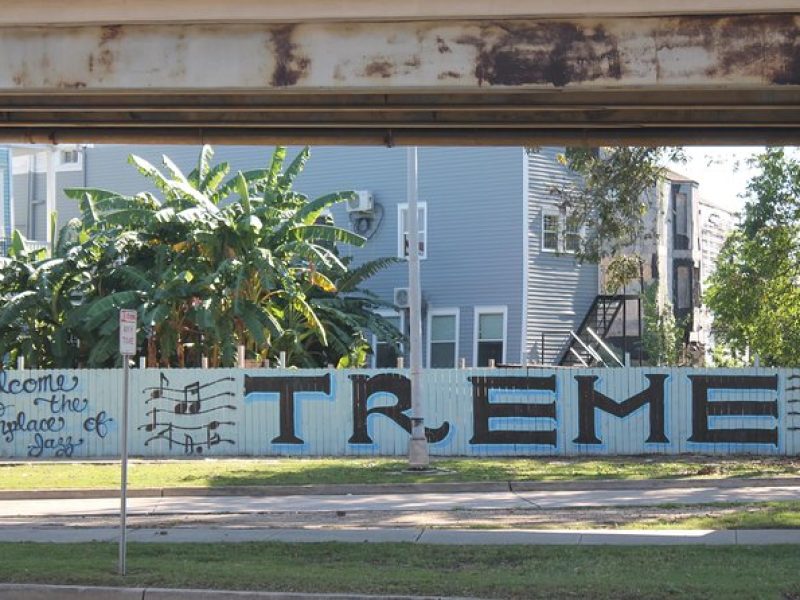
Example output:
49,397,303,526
119,309,137,356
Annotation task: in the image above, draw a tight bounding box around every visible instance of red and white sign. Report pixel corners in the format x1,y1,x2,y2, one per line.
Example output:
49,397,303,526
119,309,138,356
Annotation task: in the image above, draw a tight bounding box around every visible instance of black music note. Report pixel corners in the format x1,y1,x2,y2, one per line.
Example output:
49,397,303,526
144,408,157,432
186,381,201,414
151,373,169,399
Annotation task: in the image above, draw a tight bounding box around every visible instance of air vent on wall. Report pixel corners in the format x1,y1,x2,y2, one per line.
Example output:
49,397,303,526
346,190,374,213
393,287,410,309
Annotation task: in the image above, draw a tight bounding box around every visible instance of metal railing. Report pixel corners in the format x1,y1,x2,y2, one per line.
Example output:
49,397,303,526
558,294,642,367
0,237,50,257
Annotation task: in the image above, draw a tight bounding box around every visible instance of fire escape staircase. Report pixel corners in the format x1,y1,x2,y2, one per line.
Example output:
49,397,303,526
559,295,640,367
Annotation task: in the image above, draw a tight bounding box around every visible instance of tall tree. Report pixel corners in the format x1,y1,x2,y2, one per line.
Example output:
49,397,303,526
705,148,800,367
554,147,686,263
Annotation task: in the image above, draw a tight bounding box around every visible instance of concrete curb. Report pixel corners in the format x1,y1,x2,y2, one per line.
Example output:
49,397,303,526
2,526,800,546
0,584,483,600
1,476,798,500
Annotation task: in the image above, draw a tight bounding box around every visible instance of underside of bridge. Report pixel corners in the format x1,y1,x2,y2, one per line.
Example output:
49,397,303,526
0,2,798,145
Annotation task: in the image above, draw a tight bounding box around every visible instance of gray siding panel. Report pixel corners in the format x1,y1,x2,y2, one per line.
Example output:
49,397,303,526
526,147,599,363
11,172,29,238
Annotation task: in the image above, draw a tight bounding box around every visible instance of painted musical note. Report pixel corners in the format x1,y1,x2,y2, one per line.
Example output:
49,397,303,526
149,373,169,399
141,373,237,454
143,408,157,432
186,382,201,414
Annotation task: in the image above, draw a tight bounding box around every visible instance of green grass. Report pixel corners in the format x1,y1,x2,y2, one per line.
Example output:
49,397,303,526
625,501,800,530
0,455,797,490
0,542,798,599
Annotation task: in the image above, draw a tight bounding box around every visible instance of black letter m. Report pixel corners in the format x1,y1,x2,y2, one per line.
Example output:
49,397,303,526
573,375,669,445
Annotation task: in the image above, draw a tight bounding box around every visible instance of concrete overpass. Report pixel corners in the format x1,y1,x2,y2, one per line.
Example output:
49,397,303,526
0,1,797,145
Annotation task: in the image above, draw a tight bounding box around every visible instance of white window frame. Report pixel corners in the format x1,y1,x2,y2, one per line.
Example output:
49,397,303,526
426,308,460,368
473,306,508,367
564,217,582,253
397,202,428,260
541,209,580,254
372,309,405,368
56,147,83,172
541,209,560,252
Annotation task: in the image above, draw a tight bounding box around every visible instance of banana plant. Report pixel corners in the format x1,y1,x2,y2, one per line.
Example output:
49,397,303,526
0,224,93,368
37,144,400,368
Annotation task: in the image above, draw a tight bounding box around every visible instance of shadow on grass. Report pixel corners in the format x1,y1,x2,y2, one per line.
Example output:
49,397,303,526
194,455,800,488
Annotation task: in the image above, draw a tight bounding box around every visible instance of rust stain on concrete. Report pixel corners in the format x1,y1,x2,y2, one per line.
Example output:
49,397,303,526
269,24,311,87
99,24,123,45
364,59,394,79
655,14,800,85
56,80,87,89
456,21,623,87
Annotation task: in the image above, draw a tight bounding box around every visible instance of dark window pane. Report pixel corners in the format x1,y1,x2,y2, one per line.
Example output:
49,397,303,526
676,266,691,309
430,342,456,368
477,341,504,366
565,232,581,253
674,190,690,250
376,343,400,368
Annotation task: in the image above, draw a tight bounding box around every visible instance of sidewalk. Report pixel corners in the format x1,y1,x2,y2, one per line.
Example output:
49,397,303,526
1,475,798,500
0,477,799,546
1,481,798,516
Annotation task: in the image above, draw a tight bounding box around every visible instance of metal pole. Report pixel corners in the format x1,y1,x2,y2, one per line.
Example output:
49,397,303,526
622,296,628,359
118,355,130,575
45,147,56,250
638,259,645,366
406,146,429,469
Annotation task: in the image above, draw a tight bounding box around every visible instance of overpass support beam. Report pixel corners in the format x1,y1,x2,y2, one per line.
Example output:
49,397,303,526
0,14,797,144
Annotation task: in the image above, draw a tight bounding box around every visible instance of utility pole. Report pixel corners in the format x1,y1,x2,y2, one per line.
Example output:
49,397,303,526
406,147,429,469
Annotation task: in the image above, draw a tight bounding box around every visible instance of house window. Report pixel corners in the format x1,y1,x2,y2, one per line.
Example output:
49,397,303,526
676,265,692,310
398,203,427,259
56,148,83,172
474,307,506,366
373,312,404,368
542,213,560,251
565,219,581,253
674,187,690,250
60,150,80,164
542,210,580,254
428,310,458,368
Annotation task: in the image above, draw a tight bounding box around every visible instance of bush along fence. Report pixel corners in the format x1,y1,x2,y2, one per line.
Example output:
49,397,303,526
0,367,798,459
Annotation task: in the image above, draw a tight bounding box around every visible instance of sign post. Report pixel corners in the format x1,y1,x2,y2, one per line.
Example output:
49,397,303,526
118,308,137,576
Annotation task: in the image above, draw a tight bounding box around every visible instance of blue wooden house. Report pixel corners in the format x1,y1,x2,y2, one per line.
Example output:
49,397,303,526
7,144,730,366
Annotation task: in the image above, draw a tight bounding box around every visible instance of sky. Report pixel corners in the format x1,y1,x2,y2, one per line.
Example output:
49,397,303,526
668,146,764,212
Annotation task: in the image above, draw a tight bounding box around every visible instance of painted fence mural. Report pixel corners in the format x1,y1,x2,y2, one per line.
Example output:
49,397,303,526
1,367,800,458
